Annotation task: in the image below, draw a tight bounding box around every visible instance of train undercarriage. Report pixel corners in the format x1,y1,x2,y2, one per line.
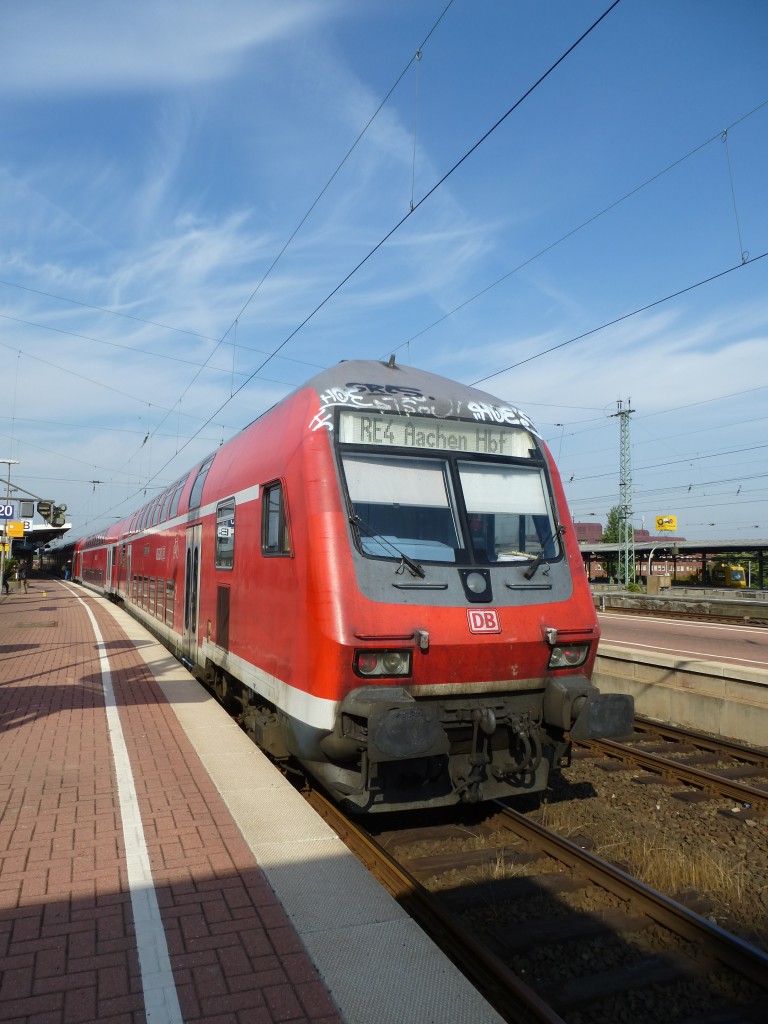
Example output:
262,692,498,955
204,662,632,813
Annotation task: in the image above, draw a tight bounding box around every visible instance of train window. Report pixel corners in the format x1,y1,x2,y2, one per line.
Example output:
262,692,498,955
262,482,291,555
159,487,174,522
216,499,235,568
169,477,185,519
165,579,175,626
458,462,560,564
342,454,460,563
189,454,216,510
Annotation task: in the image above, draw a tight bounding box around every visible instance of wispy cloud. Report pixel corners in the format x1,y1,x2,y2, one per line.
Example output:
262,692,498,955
1,1,340,94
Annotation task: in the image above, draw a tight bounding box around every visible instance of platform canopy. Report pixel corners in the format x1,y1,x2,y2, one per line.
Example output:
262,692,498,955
11,522,72,549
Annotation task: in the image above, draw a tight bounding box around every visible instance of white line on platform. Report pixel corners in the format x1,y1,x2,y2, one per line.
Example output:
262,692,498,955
78,596,183,1024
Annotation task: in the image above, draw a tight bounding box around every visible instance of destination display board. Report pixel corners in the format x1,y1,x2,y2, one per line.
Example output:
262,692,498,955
338,411,535,458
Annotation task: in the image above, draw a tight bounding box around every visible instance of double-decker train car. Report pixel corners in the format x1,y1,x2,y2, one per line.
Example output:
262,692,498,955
74,359,633,812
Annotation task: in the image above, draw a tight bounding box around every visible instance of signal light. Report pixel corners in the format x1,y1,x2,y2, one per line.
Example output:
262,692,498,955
51,504,68,527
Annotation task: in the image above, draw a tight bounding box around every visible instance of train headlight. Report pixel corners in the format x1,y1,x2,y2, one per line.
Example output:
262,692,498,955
548,643,590,669
354,649,412,678
465,572,487,594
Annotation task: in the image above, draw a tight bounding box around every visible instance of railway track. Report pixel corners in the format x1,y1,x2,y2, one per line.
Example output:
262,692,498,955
307,791,768,1024
575,716,768,812
595,602,768,627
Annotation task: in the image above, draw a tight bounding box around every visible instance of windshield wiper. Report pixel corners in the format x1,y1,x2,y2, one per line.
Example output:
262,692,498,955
396,554,426,579
349,514,426,579
524,524,564,580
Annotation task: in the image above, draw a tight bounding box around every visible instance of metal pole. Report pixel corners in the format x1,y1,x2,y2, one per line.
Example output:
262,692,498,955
647,546,656,580
0,459,19,595
612,400,635,589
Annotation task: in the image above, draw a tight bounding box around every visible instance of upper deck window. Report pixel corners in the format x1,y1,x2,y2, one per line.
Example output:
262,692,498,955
189,454,215,511
169,477,186,518
159,486,174,522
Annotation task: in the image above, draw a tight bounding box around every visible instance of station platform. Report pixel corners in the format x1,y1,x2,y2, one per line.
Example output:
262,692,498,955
0,576,505,1024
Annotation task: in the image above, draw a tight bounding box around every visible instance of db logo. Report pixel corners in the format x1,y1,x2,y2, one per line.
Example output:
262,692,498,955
467,608,501,634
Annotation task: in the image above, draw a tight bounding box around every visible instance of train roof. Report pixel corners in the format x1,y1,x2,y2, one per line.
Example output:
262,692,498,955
254,358,540,436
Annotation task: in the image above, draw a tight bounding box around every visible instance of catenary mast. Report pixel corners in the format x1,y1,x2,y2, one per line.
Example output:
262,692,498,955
613,399,635,588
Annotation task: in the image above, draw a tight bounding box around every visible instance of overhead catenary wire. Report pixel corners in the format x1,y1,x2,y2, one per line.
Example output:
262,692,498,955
471,250,768,386
126,0,624,506
384,98,768,363
15,6,765,544
15,11,765,473
721,128,748,264
67,1,472,528
0,3,463,530
130,0,460,464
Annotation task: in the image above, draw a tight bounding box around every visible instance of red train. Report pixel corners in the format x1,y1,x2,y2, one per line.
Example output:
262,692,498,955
74,359,632,812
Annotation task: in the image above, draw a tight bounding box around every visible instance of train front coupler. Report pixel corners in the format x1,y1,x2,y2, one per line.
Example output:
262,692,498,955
543,676,634,741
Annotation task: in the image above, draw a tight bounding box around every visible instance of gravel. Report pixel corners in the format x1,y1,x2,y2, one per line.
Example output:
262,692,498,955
537,752,768,951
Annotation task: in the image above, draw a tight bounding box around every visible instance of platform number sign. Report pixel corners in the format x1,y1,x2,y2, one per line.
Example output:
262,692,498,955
0,503,13,519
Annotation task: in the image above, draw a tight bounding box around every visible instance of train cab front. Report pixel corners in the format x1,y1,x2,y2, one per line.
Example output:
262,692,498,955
304,384,633,812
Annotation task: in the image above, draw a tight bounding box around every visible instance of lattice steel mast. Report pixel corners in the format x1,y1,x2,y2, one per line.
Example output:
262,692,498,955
612,399,635,588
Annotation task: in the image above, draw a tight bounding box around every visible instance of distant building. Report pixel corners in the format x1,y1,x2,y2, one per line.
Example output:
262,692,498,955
575,522,694,581
574,522,603,543
574,522,686,544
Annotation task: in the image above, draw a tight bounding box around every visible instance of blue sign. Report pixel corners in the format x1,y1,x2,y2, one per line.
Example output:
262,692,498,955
0,503,13,519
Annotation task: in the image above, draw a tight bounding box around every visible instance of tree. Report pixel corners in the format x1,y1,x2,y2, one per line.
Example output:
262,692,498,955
599,505,625,582
601,505,624,544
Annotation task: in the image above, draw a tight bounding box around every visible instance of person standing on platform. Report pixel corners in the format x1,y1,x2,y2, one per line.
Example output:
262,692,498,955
17,562,28,593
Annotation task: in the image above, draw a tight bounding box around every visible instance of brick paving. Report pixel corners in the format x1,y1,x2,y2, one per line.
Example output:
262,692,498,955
0,578,343,1024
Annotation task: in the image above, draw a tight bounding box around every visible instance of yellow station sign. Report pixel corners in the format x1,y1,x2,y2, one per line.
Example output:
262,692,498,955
1,521,25,537
655,515,677,532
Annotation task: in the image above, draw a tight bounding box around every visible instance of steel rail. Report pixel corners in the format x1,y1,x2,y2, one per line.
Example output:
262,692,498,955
632,715,768,764
597,605,768,626
306,790,564,1024
578,736,768,809
495,805,768,988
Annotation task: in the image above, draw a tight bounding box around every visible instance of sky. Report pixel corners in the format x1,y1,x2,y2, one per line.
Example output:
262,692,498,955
1,0,767,545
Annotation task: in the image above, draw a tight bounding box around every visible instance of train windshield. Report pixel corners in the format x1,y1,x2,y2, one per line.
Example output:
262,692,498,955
341,451,560,566
458,462,560,564
343,454,461,563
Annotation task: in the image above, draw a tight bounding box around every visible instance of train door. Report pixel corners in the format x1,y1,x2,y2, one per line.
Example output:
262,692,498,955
106,545,114,592
182,525,202,664
119,543,130,599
